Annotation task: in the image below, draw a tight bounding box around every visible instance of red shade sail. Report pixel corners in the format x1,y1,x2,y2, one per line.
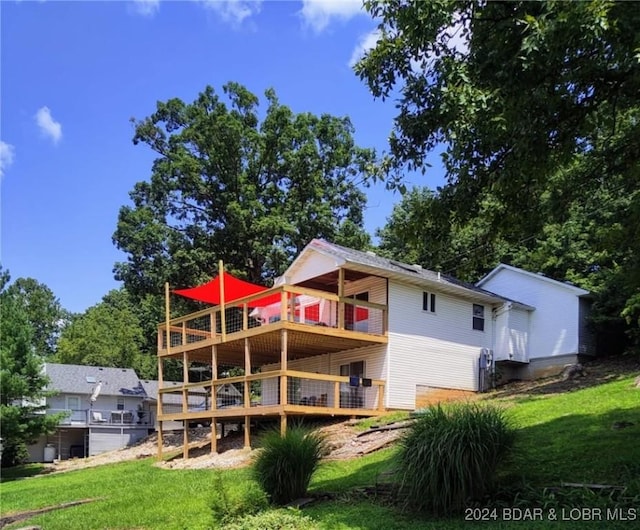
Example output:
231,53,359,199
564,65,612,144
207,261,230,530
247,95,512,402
174,271,280,307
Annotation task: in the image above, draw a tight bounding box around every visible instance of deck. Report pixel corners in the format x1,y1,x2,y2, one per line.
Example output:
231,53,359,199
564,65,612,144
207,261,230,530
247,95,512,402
156,283,389,458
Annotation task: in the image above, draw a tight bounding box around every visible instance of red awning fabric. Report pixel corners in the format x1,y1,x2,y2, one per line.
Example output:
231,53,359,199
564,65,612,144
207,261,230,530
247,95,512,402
174,271,281,308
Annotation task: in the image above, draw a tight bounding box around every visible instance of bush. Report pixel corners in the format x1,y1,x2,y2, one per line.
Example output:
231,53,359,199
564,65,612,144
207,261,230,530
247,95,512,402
253,426,326,505
210,471,269,526
225,508,319,530
397,403,515,515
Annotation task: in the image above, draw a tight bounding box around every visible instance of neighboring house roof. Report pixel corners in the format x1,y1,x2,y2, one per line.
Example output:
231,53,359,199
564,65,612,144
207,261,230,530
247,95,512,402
477,263,590,297
44,363,146,398
282,239,520,306
140,379,208,406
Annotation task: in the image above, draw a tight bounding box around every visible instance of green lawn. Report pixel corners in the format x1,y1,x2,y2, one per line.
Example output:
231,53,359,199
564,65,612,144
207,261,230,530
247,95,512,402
1,372,638,529
502,376,640,486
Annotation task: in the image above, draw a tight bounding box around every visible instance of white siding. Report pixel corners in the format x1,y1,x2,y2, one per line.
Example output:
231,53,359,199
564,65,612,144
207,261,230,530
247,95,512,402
89,427,147,456
493,309,510,362
494,306,529,362
386,281,492,409
285,250,339,285
507,307,529,362
480,269,581,359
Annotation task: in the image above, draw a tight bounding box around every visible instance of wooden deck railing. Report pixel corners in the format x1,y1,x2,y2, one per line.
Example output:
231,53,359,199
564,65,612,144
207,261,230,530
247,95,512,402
158,369,385,418
158,285,388,352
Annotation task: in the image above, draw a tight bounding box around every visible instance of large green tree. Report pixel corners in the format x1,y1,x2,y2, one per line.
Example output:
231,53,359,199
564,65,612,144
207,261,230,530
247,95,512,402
114,82,375,300
359,0,640,350
0,270,62,467
5,277,69,357
56,289,155,379
357,1,639,210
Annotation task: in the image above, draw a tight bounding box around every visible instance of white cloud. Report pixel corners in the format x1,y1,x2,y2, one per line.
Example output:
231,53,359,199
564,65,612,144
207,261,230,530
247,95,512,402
348,28,379,67
300,0,366,33
35,106,63,145
0,141,15,178
200,0,262,26
132,0,160,17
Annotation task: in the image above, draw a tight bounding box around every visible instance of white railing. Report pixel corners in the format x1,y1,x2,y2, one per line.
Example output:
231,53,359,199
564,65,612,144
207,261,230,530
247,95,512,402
47,408,154,427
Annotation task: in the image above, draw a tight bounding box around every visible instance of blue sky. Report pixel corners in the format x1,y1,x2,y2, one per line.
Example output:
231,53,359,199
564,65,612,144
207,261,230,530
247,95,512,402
1,0,445,314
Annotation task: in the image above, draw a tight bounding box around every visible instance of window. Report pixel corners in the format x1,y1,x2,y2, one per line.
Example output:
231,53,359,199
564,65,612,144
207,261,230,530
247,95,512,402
340,361,364,378
117,397,125,410
473,304,485,331
422,292,436,313
340,361,365,409
66,396,80,411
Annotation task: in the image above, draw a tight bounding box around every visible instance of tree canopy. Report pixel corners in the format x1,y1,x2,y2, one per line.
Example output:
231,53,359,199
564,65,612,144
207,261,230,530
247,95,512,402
359,0,640,350
357,1,639,209
55,289,155,379
4,277,68,357
0,269,62,466
114,82,375,300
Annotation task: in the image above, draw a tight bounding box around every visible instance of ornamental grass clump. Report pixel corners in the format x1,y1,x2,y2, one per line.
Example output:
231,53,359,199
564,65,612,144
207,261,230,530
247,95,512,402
253,426,326,505
397,403,515,515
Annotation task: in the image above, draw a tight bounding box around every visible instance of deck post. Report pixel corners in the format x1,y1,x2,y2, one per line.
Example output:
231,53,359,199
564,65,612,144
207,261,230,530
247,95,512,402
334,380,340,410
244,338,251,408
183,426,189,460
244,416,250,448
211,420,217,454
280,290,288,322
157,421,163,460
244,337,252,449
211,344,218,411
280,414,287,435
338,268,345,329
219,260,226,341
158,282,170,461
182,352,189,413
280,329,288,408
378,383,385,412
211,344,218,454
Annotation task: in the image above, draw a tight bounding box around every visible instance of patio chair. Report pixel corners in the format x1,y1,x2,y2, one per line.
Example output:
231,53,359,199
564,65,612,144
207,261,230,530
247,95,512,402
92,411,108,423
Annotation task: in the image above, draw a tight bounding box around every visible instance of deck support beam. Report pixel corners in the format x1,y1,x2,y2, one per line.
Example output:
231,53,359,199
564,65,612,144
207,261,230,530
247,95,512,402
158,282,171,461
211,344,218,454
182,351,189,460
279,329,288,407
183,426,189,460
211,420,217,454
244,338,251,449
244,417,250,448
338,268,345,329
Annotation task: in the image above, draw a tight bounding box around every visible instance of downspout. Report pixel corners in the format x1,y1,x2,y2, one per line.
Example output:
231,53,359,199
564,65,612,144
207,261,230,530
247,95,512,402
385,277,390,409
491,306,498,389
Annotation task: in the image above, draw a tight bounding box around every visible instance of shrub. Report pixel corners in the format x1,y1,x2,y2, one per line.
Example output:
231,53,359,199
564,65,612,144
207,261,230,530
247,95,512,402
253,426,326,505
225,508,319,530
210,471,269,526
396,403,515,515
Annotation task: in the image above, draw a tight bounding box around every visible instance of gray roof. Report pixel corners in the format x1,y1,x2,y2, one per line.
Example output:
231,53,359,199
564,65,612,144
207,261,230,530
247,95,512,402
140,379,210,405
307,239,517,306
44,363,146,398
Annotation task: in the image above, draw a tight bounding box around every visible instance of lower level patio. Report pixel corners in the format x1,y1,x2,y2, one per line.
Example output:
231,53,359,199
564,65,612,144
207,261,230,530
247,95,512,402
157,369,385,459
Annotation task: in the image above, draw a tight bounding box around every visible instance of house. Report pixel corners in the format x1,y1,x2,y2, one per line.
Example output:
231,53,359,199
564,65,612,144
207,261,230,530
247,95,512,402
28,363,155,462
476,263,594,380
154,239,594,457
